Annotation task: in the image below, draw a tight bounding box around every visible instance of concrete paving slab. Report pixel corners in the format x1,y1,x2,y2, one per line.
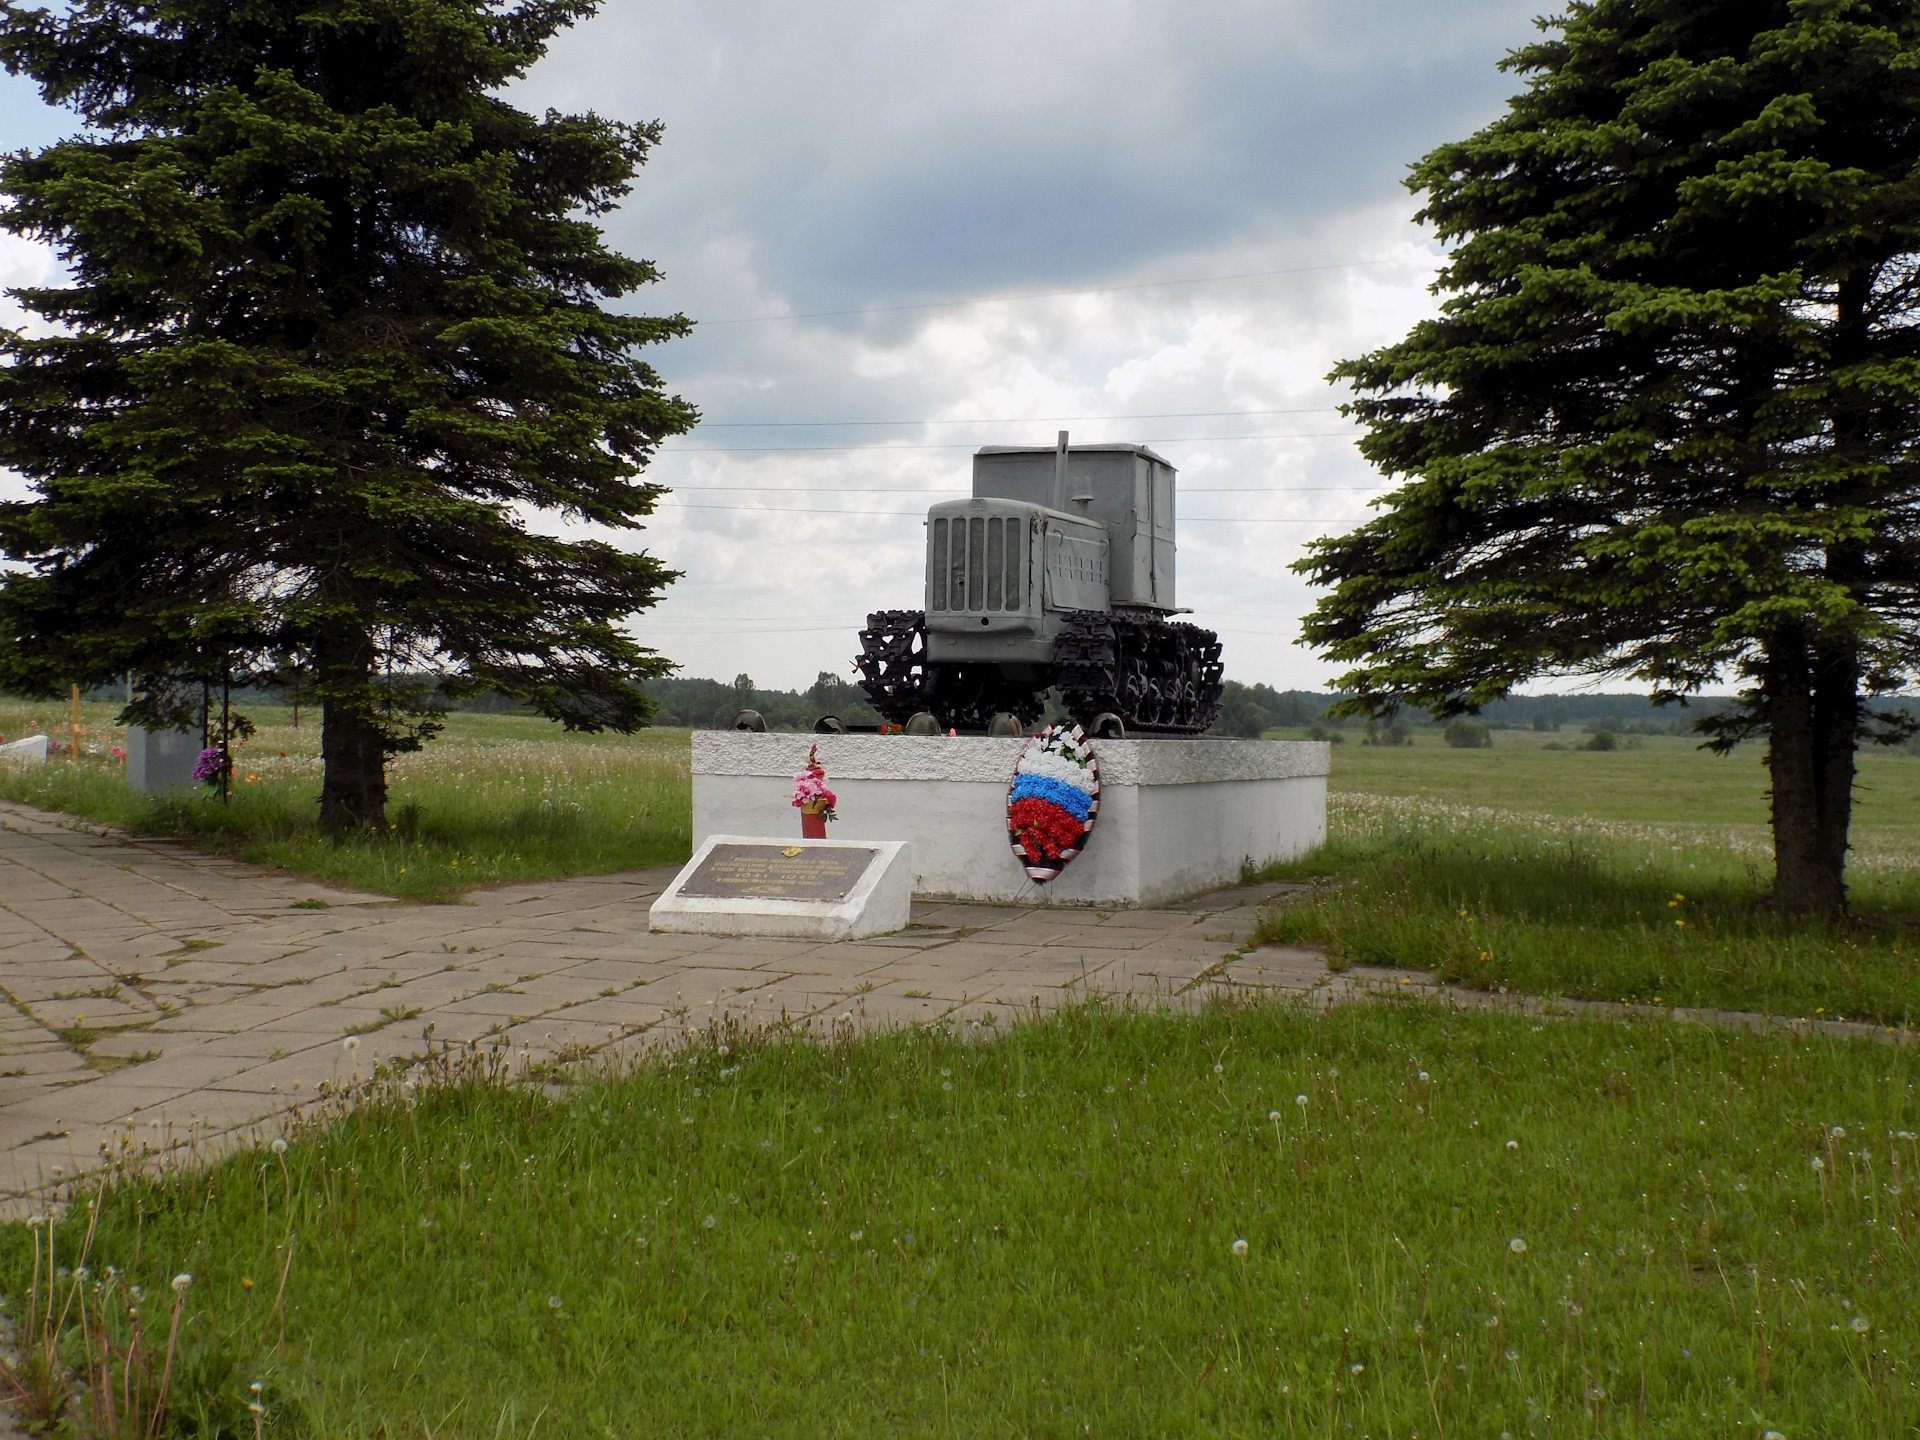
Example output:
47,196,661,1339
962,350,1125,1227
0,796,1460,1201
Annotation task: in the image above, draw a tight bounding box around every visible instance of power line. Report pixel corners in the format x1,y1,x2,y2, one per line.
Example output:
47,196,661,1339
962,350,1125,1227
694,407,1344,428
663,483,1380,494
698,257,1409,326
662,431,1359,454
660,502,1342,521
642,620,1308,638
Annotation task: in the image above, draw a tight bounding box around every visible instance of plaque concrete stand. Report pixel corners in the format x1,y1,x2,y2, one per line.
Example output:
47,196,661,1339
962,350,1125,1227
693,733,1328,908
649,835,913,940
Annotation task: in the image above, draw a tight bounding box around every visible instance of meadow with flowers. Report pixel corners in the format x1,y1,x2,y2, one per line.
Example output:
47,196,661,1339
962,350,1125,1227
0,700,691,898
1254,775,1920,1027
2,1001,1915,1436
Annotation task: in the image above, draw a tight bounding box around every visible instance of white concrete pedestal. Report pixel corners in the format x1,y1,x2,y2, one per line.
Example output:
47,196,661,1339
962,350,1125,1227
692,733,1328,908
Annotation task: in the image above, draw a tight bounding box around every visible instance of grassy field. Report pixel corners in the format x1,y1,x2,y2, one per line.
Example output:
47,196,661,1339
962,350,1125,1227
1318,727,1920,841
6,1001,1917,1438
0,701,690,899
1252,731,1920,1027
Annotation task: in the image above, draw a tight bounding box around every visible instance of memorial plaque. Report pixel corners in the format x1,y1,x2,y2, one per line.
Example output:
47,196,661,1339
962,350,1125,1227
651,836,912,940
677,842,880,903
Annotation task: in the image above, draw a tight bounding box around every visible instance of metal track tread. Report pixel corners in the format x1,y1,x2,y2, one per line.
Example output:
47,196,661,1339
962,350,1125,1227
1056,611,1224,735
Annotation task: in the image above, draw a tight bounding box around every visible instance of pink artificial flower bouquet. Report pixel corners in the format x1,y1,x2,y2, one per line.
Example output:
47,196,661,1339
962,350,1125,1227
791,743,837,821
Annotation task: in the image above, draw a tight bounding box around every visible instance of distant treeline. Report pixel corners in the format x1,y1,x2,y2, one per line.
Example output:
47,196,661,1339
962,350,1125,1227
51,675,1920,744
641,673,883,730
1214,682,1920,742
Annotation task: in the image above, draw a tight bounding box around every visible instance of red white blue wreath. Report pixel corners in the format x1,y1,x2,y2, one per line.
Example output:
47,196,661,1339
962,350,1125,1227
1007,724,1100,883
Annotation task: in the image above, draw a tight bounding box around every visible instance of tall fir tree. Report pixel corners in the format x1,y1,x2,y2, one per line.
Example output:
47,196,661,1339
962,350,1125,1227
0,0,694,830
1299,0,1920,914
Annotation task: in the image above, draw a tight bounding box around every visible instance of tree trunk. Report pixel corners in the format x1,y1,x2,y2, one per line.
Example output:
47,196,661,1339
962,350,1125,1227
1764,636,1857,916
317,632,387,834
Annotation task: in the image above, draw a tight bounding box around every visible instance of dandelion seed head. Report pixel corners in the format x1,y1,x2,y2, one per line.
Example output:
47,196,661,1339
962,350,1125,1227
1509,1238,1528,1254
1213,1063,1224,1075
1295,1094,1308,1107
1418,1071,1430,1083
1268,1110,1281,1122
1831,1126,1846,1139
850,1230,864,1242
547,1295,561,1310
703,1214,716,1229
1506,1139,1520,1151
1852,1316,1871,1333
170,1273,192,1293
343,1036,360,1052
270,1138,287,1155
1350,1363,1364,1374
1811,1157,1825,1171
1231,1238,1248,1258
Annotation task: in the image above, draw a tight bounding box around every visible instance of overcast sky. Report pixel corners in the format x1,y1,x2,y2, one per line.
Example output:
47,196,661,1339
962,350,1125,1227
0,0,1548,692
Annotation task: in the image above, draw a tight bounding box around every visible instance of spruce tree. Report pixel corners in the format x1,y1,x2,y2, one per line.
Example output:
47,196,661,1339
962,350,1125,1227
0,0,694,831
1299,0,1920,914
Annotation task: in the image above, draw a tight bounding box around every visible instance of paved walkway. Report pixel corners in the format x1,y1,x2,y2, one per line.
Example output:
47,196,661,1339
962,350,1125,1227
4,799,1908,1204
0,800,1333,1199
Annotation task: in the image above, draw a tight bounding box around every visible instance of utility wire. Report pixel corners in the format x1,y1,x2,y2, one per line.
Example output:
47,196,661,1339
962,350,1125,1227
698,257,1409,325
659,502,1340,521
662,483,1379,493
694,406,1344,427
663,430,1359,454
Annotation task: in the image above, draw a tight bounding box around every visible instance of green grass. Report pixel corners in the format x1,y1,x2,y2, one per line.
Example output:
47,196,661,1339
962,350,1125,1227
1317,727,1920,840
7,1000,1918,1437
0,702,691,899
1253,792,1920,1026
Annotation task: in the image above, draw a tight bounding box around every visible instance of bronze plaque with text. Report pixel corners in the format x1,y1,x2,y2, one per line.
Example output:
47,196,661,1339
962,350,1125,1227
679,843,879,903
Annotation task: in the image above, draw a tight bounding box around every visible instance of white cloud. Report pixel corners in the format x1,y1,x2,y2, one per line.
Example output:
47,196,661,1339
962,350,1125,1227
0,0,1553,691
507,0,1540,690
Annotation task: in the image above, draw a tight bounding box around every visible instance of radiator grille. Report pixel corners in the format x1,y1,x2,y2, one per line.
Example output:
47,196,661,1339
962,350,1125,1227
928,515,1024,612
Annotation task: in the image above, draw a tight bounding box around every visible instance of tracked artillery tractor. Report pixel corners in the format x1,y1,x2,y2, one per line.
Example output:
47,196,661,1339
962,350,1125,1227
855,434,1224,736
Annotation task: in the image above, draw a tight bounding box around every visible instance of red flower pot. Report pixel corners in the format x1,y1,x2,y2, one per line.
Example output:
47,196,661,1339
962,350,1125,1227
800,807,827,840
